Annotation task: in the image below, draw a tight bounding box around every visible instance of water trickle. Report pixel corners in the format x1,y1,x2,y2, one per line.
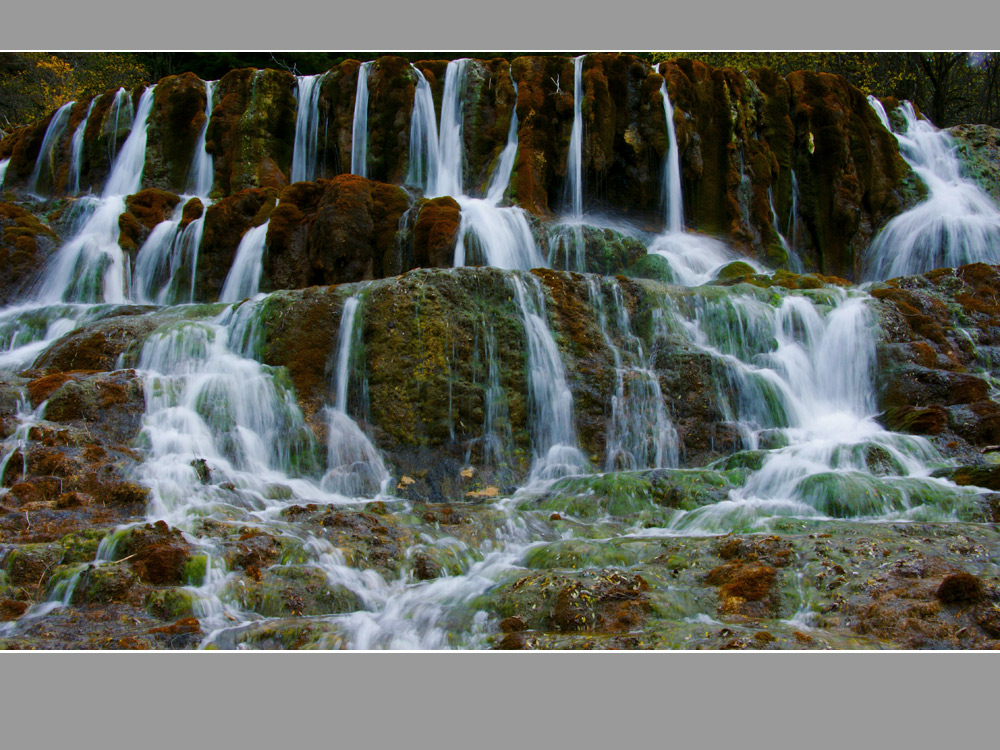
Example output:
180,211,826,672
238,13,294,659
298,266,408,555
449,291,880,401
769,186,803,273
68,99,97,195
510,274,588,483
106,88,134,165
322,293,391,497
219,220,270,302
350,62,372,178
588,277,678,470
187,80,216,196
864,98,1000,280
291,74,326,183
0,158,8,187
26,101,75,196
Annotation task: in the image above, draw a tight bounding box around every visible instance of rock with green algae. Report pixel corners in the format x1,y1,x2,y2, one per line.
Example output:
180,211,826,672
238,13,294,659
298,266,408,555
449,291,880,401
948,124,1000,204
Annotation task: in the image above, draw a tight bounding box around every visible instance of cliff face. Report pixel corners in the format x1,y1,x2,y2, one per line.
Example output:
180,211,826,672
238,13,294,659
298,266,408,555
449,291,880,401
0,54,919,284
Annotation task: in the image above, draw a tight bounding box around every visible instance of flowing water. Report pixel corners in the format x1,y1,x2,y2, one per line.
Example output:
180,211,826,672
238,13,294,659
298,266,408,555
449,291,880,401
350,62,372,178
2,60,997,650
68,99,97,195
26,101,75,196
187,80,216,197
0,158,8,187
864,97,1000,280
291,74,326,183
219,221,270,302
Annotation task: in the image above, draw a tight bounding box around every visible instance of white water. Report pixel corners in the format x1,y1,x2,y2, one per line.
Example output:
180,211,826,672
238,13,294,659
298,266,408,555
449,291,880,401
68,100,97,195
219,221,270,302
350,62,372,178
406,65,440,191
510,274,588,483
769,186,803,272
652,287,971,533
187,80,216,197
646,69,760,285
432,59,470,198
565,55,585,219
660,66,683,233
106,88,134,164
34,86,156,305
0,158,8,187
864,98,1000,280
589,277,678,470
322,294,391,497
133,202,206,305
406,61,542,270
291,74,326,183
26,101,75,196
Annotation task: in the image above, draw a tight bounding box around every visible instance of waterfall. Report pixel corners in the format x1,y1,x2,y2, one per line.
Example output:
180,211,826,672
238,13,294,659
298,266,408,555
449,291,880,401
432,59,470,198
0,158,8,187
35,86,156,305
864,97,1000,280
187,80,216,196
106,88,134,164
350,62,372,178
68,100,97,195
769,186,803,272
133,203,206,305
565,55,585,218
646,65,757,286
406,61,541,270
219,221,270,302
510,274,587,482
406,65,440,193
485,73,519,205
659,66,683,233
291,74,325,183
588,277,678,470
322,293,391,497
26,101,75,196
658,287,965,533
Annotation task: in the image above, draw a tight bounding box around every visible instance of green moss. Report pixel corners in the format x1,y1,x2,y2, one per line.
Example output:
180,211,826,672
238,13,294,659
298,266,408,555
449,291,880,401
183,555,208,586
622,253,675,283
145,588,195,620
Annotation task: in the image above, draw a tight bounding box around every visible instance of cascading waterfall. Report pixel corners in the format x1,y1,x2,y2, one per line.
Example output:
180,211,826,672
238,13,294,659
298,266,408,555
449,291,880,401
864,97,1000,280
26,101,75,196
219,220,270,302
133,203,207,305
291,74,326,183
34,86,156,305
588,277,678,471
510,274,588,482
652,287,976,533
350,62,372,178
408,61,542,270
322,293,391,497
68,99,97,195
187,80,216,196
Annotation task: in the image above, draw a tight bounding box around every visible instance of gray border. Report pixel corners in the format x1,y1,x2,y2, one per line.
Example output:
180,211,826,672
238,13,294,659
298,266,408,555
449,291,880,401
7,0,1000,51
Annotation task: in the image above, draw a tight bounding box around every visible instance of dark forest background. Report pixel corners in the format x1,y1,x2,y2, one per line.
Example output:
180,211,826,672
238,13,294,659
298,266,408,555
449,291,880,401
2,52,998,135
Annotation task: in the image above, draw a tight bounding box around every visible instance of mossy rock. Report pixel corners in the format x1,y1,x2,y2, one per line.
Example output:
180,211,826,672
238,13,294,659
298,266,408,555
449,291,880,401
622,253,675,284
